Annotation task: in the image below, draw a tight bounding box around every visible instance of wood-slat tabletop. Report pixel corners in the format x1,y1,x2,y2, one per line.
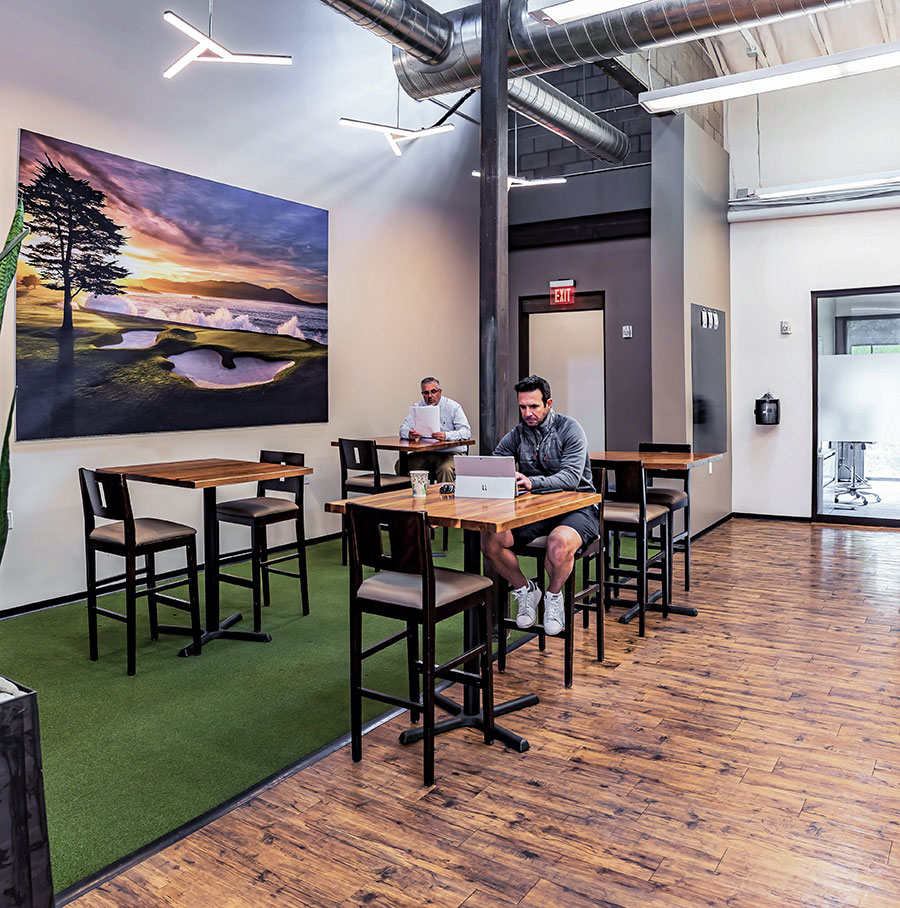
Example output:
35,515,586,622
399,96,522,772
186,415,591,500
325,485,602,534
590,450,725,471
330,436,477,453
98,457,313,489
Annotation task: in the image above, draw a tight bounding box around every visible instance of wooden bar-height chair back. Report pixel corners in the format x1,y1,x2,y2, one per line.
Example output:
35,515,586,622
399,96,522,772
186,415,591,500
638,442,692,591
216,450,310,633
596,459,669,638
78,468,202,676
346,502,494,787
338,437,411,565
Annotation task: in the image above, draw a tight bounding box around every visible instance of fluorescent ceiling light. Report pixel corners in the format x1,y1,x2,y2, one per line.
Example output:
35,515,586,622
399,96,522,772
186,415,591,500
163,11,292,79
528,0,643,27
755,170,900,200
640,39,900,113
472,171,567,188
338,117,454,156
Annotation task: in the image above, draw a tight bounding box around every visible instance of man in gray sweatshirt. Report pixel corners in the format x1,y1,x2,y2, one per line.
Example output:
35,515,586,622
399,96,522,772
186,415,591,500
481,375,598,636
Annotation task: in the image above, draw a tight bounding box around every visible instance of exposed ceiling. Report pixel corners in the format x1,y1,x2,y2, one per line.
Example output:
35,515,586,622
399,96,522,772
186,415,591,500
704,0,899,76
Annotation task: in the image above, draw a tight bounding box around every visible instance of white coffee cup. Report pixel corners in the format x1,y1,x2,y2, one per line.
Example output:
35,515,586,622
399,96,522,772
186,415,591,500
410,470,429,498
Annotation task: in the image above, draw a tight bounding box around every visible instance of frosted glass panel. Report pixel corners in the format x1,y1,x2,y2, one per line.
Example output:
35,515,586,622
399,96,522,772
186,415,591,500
819,353,900,442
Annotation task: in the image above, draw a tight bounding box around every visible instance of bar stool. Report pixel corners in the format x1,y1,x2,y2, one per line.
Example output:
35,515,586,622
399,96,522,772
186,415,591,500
338,438,411,565
216,451,310,632
596,459,669,637
347,502,494,786
79,468,202,676
496,505,604,687
639,442,691,590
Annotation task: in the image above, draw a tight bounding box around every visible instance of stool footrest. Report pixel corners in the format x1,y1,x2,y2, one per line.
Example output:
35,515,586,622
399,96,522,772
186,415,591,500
219,572,253,589
153,593,194,612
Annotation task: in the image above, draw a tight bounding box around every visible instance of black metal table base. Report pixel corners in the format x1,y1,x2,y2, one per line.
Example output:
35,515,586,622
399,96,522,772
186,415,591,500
617,601,698,624
398,693,540,753
178,611,272,656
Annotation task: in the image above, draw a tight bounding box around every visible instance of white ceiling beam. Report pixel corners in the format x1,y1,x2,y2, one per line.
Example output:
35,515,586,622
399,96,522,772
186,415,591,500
702,37,728,77
874,0,897,43
755,25,785,68
807,15,832,57
738,28,770,67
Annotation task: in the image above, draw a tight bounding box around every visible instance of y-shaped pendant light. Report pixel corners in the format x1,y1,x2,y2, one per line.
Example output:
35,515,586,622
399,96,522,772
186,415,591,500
163,2,292,79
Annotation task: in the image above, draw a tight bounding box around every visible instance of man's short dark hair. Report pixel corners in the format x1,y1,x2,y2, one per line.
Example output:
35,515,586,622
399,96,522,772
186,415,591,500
421,376,440,388
515,374,551,403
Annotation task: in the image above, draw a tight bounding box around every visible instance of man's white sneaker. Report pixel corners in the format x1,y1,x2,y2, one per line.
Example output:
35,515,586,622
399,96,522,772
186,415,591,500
543,591,565,636
513,581,540,629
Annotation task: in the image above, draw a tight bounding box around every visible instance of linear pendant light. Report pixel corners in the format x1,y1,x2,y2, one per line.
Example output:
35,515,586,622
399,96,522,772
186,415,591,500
754,170,900,201
163,10,292,79
471,170,567,188
640,39,900,113
338,117,454,156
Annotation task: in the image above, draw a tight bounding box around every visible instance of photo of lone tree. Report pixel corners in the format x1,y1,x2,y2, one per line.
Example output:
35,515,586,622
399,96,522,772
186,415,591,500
15,129,329,441
21,157,129,332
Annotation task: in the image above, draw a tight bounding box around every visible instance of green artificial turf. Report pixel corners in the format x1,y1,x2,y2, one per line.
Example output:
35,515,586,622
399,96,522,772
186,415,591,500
0,533,496,893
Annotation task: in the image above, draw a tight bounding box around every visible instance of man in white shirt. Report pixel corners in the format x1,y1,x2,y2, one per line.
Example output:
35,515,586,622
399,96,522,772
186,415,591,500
398,377,471,483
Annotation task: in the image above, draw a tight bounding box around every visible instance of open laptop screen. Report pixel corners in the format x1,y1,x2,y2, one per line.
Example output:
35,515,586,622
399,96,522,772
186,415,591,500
454,455,515,478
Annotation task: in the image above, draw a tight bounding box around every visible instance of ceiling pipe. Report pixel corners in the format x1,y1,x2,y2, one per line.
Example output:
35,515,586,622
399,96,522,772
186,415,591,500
318,0,631,163
395,0,864,99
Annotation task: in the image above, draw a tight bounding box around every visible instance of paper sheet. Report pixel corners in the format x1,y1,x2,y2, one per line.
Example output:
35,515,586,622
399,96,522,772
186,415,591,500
413,405,441,438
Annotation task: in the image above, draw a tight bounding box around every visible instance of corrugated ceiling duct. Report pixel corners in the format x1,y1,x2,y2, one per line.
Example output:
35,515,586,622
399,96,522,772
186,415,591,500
395,0,859,98
508,76,630,164
319,0,631,163
318,0,454,64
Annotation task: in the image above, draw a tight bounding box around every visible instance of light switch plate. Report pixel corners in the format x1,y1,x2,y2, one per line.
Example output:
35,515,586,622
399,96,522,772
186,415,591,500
622,325,633,339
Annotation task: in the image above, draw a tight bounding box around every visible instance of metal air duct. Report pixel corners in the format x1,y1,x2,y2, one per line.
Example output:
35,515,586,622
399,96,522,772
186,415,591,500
319,0,631,163
395,0,860,99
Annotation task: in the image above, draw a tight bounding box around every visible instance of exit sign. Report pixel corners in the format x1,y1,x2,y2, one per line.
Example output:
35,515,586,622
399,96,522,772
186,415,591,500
549,279,575,306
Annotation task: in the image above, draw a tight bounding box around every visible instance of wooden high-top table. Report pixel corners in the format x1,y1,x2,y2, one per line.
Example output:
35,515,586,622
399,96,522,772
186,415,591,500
99,458,313,654
325,485,603,752
590,450,724,623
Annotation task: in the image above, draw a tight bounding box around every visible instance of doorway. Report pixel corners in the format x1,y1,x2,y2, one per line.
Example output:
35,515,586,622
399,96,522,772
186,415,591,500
519,292,605,449
812,285,900,526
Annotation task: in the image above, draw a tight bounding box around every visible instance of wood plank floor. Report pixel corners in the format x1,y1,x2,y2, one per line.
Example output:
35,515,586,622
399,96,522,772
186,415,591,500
69,518,900,908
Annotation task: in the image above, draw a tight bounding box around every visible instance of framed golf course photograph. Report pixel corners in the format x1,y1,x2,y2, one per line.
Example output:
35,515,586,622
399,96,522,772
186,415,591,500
15,129,328,441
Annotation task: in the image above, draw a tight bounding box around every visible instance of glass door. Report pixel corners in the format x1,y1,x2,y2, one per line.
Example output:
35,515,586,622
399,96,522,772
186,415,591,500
814,287,900,524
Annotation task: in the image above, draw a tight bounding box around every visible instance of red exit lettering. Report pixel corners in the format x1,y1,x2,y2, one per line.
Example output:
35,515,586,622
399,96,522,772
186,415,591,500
551,286,574,305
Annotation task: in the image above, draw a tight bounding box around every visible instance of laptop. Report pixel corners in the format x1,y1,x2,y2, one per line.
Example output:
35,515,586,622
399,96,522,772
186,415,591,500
454,455,519,499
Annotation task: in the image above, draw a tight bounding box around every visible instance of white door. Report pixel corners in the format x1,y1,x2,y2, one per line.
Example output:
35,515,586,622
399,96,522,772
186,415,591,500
528,309,605,449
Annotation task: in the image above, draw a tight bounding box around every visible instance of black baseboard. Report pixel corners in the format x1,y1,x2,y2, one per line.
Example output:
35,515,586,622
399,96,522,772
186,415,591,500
729,512,812,523
0,532,343,621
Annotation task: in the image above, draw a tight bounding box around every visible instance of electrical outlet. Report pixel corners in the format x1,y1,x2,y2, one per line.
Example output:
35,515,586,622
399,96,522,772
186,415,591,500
622,325,633,339
5,510,11,530
303,475,310,484
780,320,792,335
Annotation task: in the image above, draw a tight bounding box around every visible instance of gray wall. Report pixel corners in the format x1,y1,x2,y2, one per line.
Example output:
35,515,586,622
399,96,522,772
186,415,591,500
508,235,652,449
507,169,653,447
650,115,732,531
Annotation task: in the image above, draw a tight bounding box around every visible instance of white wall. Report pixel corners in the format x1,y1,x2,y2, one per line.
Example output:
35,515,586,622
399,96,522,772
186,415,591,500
0,1,481,609
728,68,900,516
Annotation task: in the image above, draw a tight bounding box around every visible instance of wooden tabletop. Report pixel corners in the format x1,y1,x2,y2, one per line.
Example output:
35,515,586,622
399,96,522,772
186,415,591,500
98,457,313,489
325,486,602,534
331,436,477,453
590,451,724,471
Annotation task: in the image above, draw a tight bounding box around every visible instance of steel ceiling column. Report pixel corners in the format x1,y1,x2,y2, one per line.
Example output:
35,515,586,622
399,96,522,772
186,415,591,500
479,0,510,454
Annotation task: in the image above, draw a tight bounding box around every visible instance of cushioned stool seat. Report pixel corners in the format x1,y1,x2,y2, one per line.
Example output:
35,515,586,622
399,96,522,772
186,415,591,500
216,497,298,519
90,518,196,547
344,473,413,492
647,488,688,509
